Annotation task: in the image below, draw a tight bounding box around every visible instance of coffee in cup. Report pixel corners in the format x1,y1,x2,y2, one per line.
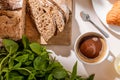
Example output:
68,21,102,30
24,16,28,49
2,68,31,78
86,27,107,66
74,32,109,64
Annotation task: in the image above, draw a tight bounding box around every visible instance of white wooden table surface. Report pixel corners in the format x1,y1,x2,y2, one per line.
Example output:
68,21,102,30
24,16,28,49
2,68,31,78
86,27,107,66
47,0,120,80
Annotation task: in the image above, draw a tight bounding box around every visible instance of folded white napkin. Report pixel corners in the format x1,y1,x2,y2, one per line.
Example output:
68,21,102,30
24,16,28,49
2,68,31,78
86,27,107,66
49,50,88,77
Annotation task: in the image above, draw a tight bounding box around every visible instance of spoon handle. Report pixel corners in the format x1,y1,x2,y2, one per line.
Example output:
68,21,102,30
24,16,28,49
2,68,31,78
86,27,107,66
89,20,109,38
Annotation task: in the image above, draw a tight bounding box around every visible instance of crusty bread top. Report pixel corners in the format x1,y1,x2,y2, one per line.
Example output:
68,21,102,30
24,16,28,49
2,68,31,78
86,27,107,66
0,0,25,40
0,0,23,10
106,1,120,26
0,10,23,40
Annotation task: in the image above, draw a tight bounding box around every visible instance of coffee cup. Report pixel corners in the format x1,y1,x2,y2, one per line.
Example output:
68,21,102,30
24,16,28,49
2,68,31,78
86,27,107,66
74,32,109,65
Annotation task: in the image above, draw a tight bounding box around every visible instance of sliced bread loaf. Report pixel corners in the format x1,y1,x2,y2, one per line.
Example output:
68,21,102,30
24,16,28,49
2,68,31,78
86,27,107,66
44,0,66,32
27,0,56,41
0,0,25,40
27,0,66,41
52,9,65,32
25,13,40,43
48,0,70,23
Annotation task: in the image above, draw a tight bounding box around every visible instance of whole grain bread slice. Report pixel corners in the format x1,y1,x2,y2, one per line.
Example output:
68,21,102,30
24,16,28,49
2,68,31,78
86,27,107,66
27,0,56,41
38,0,66,32
48,0,70,23
52,9,65,32
27,0,66,41
37,13,56,41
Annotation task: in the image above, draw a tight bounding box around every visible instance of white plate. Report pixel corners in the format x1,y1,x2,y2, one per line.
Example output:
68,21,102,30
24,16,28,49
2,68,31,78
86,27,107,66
92,0,120,35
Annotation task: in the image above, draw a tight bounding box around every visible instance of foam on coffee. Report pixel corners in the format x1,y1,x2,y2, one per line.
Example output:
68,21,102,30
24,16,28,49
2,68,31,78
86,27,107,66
75,33,108,63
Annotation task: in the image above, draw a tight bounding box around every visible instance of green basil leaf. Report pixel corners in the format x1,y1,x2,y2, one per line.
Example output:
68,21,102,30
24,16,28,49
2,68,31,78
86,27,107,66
87,74,95,80
14,62,22,68
47,61,62,71
52,68,67,79
0,57,5,62
48,74,53,80
33,56,48,70
9,58,14,69
18,69,30,76
25,67,34,71
5,72,9,80
35,70,46,77
30,43,46,55
0,47,7,53
3,39,18,54
28,73,35,80
71,62,77,80
28,54,34,61
8,71,24,80
1,68,9,73
22,35,30,49
0,75,3,80
15,54,29,62
76,76,85,80
24,61,32,66
24,49,32,53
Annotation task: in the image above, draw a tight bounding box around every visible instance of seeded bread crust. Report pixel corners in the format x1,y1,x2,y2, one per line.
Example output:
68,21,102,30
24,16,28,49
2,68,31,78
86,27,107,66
0,0,25,40
0,0,23,10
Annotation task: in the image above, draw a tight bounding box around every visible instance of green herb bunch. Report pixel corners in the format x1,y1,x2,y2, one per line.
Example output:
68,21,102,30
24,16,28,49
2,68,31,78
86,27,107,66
0,36,94,80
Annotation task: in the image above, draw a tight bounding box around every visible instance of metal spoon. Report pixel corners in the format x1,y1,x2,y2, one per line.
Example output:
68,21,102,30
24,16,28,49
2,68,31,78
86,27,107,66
80,11,109,38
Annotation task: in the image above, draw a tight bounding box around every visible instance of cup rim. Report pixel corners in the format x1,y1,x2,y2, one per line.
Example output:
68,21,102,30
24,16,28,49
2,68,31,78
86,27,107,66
74,32,109,65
